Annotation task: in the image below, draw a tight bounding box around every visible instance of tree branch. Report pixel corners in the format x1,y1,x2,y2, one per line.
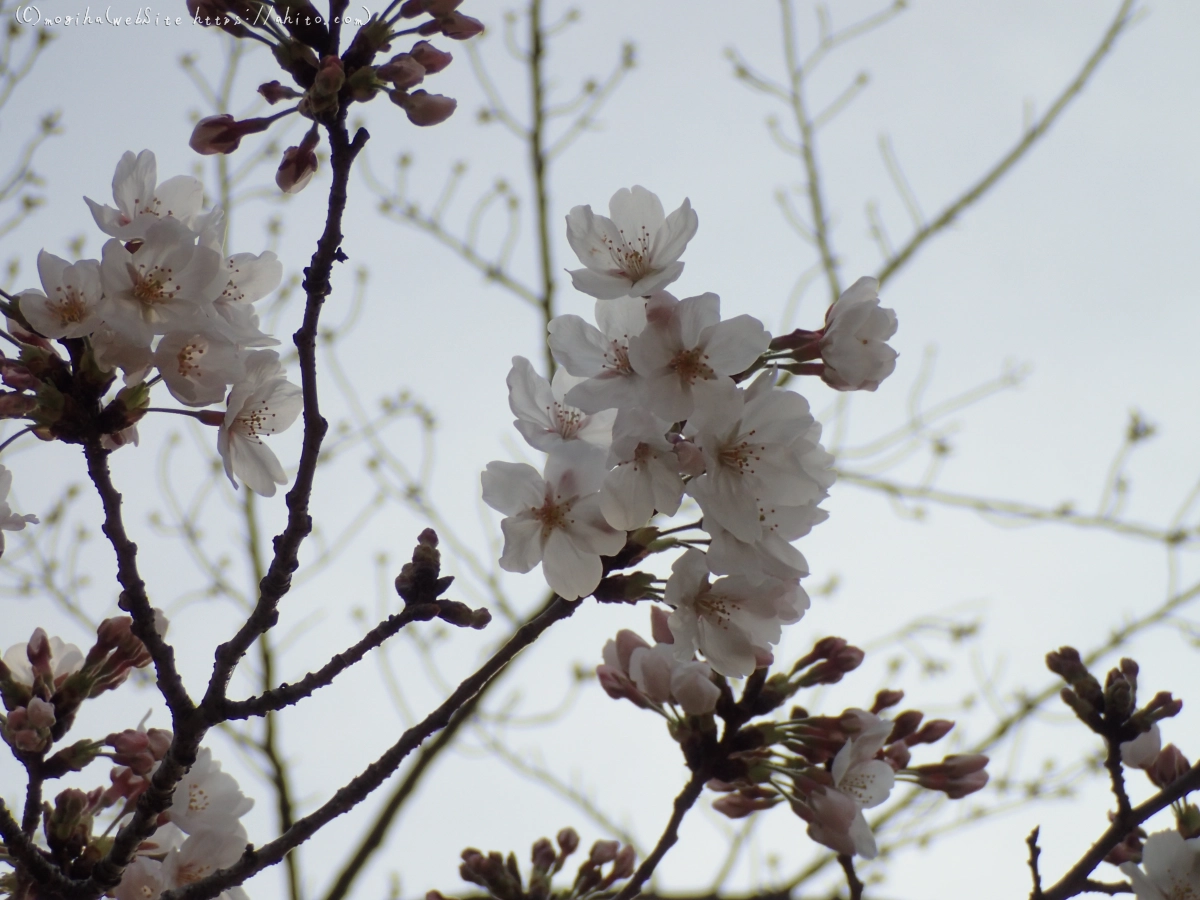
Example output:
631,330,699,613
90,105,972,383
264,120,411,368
611,771,706,900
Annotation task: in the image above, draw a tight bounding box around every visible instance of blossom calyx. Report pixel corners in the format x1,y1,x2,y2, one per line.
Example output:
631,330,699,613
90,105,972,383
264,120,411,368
592,572,657,604
276,128,320,194
259,80,303,104
394,528,454,605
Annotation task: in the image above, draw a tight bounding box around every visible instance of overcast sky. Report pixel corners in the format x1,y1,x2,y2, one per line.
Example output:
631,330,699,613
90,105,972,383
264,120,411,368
4,1,1200,898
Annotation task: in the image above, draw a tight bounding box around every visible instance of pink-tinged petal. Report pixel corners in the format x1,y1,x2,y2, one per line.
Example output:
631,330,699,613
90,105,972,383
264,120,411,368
1119,864,1169,900
683,377,743,439
542,529,602,600
229,438,287,497
568,267,635,300
548,314,609,376
563,373,641,414
565,205,614,270
639,372,693,422
153,175,204,221
701,315,770,375
498,517,544,573
628,644,672,703
565,494,626,556
608,185,666,236
482,461,545,516
838,759,895,808
545,442,608,496
628,260,684,297
651,199,698,263
676,293,720,349
113,151,156,220
848,811,879,859
696,615,757,677
594,296,647,341
601,463,656,530
648,458,684,517
507,356,556,428
688,471,761,543
671,662,719,715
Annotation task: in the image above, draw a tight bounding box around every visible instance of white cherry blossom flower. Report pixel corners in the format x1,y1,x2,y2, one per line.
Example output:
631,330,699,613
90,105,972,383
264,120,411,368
482,442,625,600
17,252,104,339
85,150,205,240
2,628,82,687
705,501,826,585
168,747,254,834
685,373,831,544
1121,723,1162,769
0,466,39,558
599,407,683,530
665,549,808,678
153,331,245,408
115,857,165,900
627,291,770,421
549,296,648,414
91,322,154,382
99,219,221,338
627,642,719,715
820,276,898,392
565,186,697,299
206,250,283,347
1120,830,1200,900
163,826,251,900
506,355,614,454
218,350,303,497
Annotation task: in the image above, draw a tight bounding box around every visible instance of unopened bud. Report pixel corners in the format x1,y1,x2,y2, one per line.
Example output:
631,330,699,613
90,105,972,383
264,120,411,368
1104,672,1135,719
588,840,619,865
391,89,457,126
26,696,55,729
712,791,780,818
1150,744,1192,789
887,710,923,743
410,40,453,73
259,80,303,104
276,128,320,194
437,11,483,39
556,827,579,856
610,845,635,880
313,55,345,96
907,718,954,746
530,837,556,871
1179,803,1200,840
189,114,272,155
378,53,426,90
871,689,904,714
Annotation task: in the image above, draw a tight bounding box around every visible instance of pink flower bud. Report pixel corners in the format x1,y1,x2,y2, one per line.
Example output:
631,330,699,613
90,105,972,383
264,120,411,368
1150,744,1191,789
410,40,453,74
588,840,619,865
649,605,673,644
883,741,911,769
907,718,955,746
887,710,923,743
313,55,345,96
556,827,579,856
398,0,426,16
612,630,650,673
277,129,320,194
27,628,52,679
0,361,39,391
146,728,172,760
672,439,705,476
378,53,426,90
871,689,905,714
25,697,55,729
610,845,636,880
713,792,779,819
531,837,556,871
424,0,461,13
259,80,303,104
189,114,273,155
438,11,483,39
391,89,457,126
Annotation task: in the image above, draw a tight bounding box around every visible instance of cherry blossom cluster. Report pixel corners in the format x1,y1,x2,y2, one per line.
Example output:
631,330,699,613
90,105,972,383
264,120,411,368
3,150,302,498
0,624,253,900
597,607,988,861
482,185,899,679
439,828,636,900
186,0,482,191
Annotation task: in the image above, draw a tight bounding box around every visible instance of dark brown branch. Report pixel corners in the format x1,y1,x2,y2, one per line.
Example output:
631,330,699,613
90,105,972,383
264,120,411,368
84,441,194,720
161,596,580,900
1080,881,1132,896
527,0,557,376
837,854,863,900
22,765,42,835
875,0,1137,286
1038,761,1200,900
219,604,434,719
1027,828,1043,899
200,115,369,713
611,772,706,900
1104,738,1132,820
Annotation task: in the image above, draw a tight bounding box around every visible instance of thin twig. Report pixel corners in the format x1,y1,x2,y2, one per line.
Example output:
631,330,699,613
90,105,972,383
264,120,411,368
611,772,706,900
837,854,864,900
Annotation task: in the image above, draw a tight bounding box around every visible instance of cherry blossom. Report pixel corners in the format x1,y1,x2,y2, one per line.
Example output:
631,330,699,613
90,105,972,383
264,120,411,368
549,296,648,414
99,218,222,338
599,407,683,530
85,150,205,240
806,712,894,859
206,250,284,346
153,330,245,407
17,251,104,339
665,549,808,678
481,442,625,600
820,276,898,392
0,465,39,557
627,291,770,421
1120,830,1200,900
218,350,303,496
506,355,614,454
1,628,83,687
565,186,697,300
163,827,252,900
168,747,254,834
628,642,719,716
684,373,831,544
705,500,826,585
1122,723,1163,769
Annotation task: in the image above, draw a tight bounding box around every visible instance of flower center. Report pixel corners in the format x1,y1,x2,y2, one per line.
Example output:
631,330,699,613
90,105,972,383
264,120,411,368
128,262,178,308
236,400,278,440
694,589,735,629
608,225,653,280
668,347,714,385
603,340,634,376
551,402,584,440
48,289,89,325
176,340,206,379
531,494,573,540
718,434,760,476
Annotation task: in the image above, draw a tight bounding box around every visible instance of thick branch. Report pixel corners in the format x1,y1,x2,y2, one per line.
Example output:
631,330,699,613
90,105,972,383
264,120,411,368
1038,761,1200,900
837,854,863,900
0,800,79,895
162,596,580,900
